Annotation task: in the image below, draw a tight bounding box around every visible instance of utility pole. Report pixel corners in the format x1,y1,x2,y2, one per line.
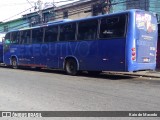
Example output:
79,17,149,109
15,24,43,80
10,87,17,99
51,0,56,20
36,0,43,24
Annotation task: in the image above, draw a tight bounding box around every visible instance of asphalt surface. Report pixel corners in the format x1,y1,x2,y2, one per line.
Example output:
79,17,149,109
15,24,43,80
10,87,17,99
0,67,160,120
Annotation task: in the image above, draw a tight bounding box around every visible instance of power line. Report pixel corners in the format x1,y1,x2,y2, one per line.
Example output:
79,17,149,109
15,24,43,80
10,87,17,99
0,0,78,23
26,0,35,8
0,2,34,6
1,7,34,22
54,0,79,3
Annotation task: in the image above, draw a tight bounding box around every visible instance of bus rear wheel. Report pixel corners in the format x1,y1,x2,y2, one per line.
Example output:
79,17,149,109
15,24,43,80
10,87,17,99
11,58,18,69
65,59,78,76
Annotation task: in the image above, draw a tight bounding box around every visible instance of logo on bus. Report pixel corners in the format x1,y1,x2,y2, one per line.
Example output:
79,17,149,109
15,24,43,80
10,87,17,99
136,13,156,33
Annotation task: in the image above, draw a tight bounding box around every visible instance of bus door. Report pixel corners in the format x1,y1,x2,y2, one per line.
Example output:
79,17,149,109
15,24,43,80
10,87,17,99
135,12,157,64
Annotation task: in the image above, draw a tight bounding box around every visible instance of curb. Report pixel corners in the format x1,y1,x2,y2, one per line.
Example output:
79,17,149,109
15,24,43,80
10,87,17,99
104,71,160,78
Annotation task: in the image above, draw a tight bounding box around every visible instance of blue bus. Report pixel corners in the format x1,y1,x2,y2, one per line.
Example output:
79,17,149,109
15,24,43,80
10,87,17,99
156,23,160,69
0,33,6,63
3,9,158,75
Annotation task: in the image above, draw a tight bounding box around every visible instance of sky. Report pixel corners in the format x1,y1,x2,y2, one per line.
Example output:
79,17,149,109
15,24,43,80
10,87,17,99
0,0,78,22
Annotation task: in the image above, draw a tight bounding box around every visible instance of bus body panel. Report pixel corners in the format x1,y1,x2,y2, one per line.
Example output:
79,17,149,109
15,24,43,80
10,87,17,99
4,38,126,71
57,39,126,71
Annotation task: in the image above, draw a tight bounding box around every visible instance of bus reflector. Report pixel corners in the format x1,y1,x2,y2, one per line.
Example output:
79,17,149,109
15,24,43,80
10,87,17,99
132,52,136,56
132,56,136,61
131,48,136,51
131,48,136,61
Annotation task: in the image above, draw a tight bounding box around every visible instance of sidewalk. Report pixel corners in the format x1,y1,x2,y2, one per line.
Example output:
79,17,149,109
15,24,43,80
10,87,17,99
126,71,160,78
104,71,160,78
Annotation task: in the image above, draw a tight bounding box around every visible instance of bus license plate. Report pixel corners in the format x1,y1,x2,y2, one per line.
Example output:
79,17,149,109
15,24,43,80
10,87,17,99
143,58,150,62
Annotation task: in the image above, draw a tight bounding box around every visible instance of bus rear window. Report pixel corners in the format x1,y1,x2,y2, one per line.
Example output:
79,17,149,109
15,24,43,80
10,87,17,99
99,14,127,39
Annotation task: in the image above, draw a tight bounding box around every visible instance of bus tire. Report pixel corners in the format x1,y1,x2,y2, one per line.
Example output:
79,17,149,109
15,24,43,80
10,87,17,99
65,59,78,76
11,58,18,69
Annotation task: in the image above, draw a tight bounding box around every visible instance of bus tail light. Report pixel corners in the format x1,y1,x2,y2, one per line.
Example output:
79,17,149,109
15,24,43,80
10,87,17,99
131,47,136,61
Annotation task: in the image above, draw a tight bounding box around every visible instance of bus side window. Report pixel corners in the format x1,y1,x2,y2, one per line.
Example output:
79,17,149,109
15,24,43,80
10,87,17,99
77,19,98,41
99,14,126,39
21,30,31,44
32,28,43,44
11,32,20,44
5,33,11,44
44,26,58,43
59,23,76,41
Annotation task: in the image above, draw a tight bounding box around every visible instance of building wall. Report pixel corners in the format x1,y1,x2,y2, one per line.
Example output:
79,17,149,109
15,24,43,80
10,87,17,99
0,18,28,34
126,0,149,11
111,0,126,13
55,3,92,20
149,0,160,21
110,0,160,22
23,0,96,26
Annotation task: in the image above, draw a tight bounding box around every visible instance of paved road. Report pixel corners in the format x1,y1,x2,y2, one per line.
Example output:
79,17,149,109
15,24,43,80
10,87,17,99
0,67,160,119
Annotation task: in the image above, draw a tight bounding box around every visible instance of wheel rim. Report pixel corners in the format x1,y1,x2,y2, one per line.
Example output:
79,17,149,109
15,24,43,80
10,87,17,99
66,59,77,75
12,60,16,66
67,62,75,73
12,59,17,68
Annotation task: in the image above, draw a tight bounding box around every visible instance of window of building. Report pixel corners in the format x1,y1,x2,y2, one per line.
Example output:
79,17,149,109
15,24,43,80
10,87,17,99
63,10,68,19
59,23,76,41
4,25,8,32
29,16,40,27
99,14,127,39
44,26,58,42
92,4,101,16
77,19,98,40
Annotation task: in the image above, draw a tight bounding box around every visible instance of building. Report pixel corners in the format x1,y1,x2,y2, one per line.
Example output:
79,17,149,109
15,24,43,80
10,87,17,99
0,18,28,34
111,0,160,20
0,0,160,34
23,0,99,27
